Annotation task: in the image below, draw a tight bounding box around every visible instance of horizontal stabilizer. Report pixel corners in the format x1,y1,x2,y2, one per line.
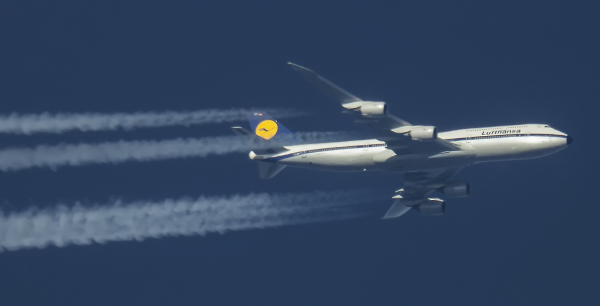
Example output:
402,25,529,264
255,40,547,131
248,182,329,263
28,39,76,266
382,200,412,219
258,161,286,179
231,126,252,136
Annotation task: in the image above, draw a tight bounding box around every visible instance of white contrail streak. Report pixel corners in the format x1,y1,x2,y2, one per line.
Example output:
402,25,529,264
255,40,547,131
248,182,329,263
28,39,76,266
0,109,303,134
0,132,351,172
0,190,371,252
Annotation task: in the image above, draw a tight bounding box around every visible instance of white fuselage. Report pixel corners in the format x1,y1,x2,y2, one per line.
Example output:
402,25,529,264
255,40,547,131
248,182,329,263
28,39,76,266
253,124,570,173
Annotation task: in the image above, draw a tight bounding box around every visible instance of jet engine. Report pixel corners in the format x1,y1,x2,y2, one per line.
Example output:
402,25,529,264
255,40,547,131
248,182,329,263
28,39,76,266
410,126,438,141
440,181,470,198
359,101,387,117
416,199,446,216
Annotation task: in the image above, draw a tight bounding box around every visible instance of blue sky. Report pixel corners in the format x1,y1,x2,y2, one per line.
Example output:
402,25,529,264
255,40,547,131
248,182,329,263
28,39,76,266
0,1,598,305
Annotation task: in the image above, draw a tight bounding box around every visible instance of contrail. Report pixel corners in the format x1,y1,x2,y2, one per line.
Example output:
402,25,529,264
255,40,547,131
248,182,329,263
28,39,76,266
0,132,352,172
0,108,304,134
0,190,372,252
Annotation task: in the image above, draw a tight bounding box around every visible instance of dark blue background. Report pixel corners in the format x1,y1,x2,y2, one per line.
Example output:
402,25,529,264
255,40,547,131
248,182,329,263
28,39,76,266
0,1,598,305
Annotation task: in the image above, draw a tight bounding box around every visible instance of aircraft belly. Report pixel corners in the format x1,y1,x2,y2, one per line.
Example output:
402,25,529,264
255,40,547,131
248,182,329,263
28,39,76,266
373,149,475,172
311,150,377,166
471,137,567,162
278,149,379,171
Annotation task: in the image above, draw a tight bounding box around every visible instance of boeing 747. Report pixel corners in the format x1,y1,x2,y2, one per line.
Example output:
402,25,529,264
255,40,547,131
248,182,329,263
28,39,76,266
232,63,572,218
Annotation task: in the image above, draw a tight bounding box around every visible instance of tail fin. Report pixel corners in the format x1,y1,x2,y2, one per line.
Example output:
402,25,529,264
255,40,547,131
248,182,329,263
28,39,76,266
231,112,299,179
246,112,302,145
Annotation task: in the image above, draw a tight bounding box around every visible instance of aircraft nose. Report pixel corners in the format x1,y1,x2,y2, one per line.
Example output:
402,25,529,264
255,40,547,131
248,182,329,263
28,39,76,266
566,135,573,145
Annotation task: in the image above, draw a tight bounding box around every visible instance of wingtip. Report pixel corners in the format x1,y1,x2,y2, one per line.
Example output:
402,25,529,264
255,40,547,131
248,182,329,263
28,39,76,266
287,62,313,72
381,213,400,220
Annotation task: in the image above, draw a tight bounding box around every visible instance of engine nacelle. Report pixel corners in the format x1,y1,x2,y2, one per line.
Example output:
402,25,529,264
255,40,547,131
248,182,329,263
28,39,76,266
359,101,387,117
410,126,438,141
440,181,470,198
416,199,446,216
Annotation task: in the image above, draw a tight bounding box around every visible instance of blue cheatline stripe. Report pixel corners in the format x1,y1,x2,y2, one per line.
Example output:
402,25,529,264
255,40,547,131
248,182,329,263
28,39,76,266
264,143,387,162
444,133,567,142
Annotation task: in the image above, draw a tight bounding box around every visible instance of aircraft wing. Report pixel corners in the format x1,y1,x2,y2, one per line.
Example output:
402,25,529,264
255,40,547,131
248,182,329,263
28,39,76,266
383,167,463,219
287,62,365,106
288,63,411,128
288,63,457,151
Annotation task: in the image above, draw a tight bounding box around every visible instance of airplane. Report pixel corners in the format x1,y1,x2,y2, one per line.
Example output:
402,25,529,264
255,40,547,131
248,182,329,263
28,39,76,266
232,63,573,219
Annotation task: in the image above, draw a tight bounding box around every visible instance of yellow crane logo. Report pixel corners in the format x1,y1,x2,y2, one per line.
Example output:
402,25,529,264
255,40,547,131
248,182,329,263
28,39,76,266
255,120,278,140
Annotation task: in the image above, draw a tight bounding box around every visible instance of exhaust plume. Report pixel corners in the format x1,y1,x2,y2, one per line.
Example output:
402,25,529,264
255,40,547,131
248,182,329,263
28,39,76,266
0,108,303,134
0,132,352,172
0,190,371,252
